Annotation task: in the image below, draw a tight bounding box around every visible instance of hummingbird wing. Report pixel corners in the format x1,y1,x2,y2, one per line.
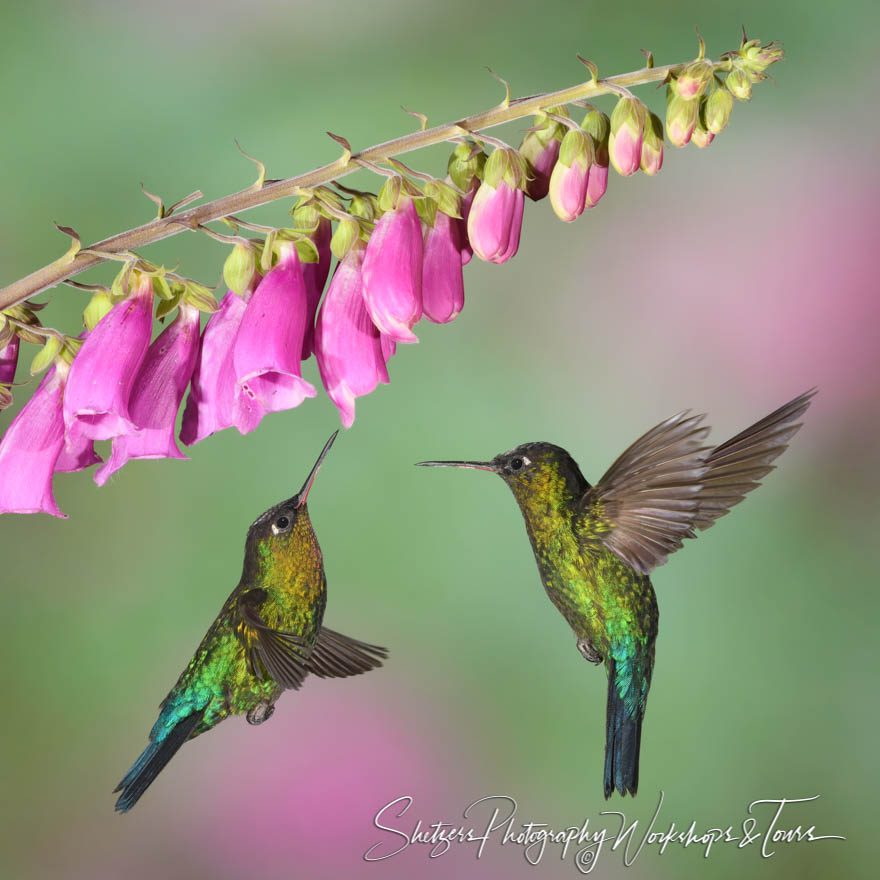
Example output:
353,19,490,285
236,590,311,690
306,627,388,679
577,390,815,575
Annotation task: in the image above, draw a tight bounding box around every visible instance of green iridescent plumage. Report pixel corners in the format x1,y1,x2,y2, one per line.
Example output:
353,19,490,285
418,390,814,798
114,433,388,812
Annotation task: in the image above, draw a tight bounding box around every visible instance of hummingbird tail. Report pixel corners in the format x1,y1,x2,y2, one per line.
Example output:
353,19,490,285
114,709,205,813
603,659,644,798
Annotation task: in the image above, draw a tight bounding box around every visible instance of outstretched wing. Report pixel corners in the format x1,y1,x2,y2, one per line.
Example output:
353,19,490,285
578,390,815,575
236,589,311,690
306,627,388,679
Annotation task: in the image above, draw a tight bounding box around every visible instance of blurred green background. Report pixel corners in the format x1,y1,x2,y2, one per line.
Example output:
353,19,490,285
1,1,877,877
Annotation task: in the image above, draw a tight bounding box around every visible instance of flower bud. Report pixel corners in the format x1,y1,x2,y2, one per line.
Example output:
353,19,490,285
447,139,486,192
548,129,594,222
0,333,19,386
609,96,647,177
665,87,698,147
726,67,752,101
223,242,258,297
518,108,567,201
704,87,734,134
640,112,664,175
362,184,423,343
691,101,715,148
582,109,610,207
467,147,527,263
737,38,784,75
83,288,114,332
675,60,714,99
314,244,389,429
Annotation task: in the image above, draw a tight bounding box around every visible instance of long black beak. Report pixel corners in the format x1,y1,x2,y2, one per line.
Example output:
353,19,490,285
415,460,497,472
295,431,339,508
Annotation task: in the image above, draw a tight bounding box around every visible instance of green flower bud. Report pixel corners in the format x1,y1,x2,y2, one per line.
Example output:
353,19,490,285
447,139,487,191
581,108,610,165
704,87,734,134
675,60,714,99
349,193,378,222
331,217,361,260
726,67,752,101
222,241,257,297
83,288,114,332
691,100,715,149
640,112,664,175
665,87,699,147
482,147,528,190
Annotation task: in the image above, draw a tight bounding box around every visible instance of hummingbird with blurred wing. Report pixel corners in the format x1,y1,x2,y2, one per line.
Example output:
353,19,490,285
417,391,814,799
114,432,387,812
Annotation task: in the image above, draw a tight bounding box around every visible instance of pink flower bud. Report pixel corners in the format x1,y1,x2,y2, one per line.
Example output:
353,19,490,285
422,211,465,323
640,112,664,176
0,363,68,517
0,335,19,385
609,97,647,177
548,129,594,223
180,290,265,444
666,88,698,147
467,168,527,264
233,243,317,420
314,246,389,429
675,60,714,100
95,303,201,485
63,275,153,443
362,195,423,343
519,111,567,201
300,216,332,360
582,109,610,208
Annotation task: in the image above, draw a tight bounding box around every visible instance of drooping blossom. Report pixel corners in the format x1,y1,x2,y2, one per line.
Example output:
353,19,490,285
63,274,153,443
96,302,201,485
582,109,610,208
180,290,264,444
518,110,567,201
314,245,389,428
0,335,19,385
458,178,479,266
362,190,423,343
233,242,316,420
446,140,487,267
0,362,69,517
609,96,647,177
467,147,527,264
422,211,465,323
297,211,332,359
548,129,594,222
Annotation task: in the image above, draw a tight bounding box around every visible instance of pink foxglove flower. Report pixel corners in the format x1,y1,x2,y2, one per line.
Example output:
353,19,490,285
362,194,423,343
300,214,332,360
181,290,264,444
0,335,19,385
95,303,201,485
233,243,316,419
519,111,566,201
467,148,527,264
314,246,389,428
548,129,594,222
63,275,153,443
609,96,647,177
0,363,69,517
380,334,397,362
422,211,465,323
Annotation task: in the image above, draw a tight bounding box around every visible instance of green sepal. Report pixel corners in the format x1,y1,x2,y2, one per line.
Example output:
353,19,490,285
558,129,594,169
422,179,461,219
610,96,648,138
349,193,378,222
223,242,257,296
0,316,15,349
331,217,360,260
63,336,83,358
290,202,321,236
155,293,182,319
293,237,319,264
260,230,278,274
581,108,610,162
483,147,527,190
30,335,63,376
415,197,438,227
0,385,12,410
378,176,407,213
83,288,114,331
447,139,486,190
726,67,752,101
152,272,176,301
183,282,219,313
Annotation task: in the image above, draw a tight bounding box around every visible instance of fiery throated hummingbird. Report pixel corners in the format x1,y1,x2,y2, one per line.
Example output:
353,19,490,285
417,391,814,798
114,432,387,812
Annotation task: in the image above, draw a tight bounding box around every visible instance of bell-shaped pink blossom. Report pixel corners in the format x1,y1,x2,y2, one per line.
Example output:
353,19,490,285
233,243,317,419
586,163,608,208
0,335,19,385
422,211,465,323
95,303,201,485
314,246,389,428
300,216,332,360
0,363,68,517
362,196,423,343
467,180,525,264
63,275,153,443
55,432,102,473
180,291,263,445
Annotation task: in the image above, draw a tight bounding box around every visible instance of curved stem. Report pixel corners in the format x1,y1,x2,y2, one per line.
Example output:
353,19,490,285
0,58,730,310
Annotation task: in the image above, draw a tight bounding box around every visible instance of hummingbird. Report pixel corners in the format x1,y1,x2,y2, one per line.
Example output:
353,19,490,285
417,390,814,799
114,432,388,812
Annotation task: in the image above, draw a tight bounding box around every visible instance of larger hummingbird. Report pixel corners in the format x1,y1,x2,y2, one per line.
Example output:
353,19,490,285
114,432,387,812
417,391,814,798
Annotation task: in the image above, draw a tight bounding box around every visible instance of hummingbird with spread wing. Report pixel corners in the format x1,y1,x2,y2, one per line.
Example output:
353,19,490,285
417,391,814,798
114,432,387,812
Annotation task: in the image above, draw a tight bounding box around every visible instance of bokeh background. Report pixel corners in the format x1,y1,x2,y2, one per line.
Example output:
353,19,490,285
1,1,877,878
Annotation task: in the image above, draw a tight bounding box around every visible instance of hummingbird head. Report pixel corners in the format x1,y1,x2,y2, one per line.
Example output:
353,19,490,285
417,441,588,506
243,432,338,570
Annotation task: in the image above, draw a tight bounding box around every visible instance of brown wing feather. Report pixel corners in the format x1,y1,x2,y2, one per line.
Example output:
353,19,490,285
306,627,388,679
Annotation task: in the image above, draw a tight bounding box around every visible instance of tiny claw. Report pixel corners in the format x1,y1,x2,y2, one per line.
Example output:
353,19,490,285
235,139,267,191
577,637,603,665
246,701,276,725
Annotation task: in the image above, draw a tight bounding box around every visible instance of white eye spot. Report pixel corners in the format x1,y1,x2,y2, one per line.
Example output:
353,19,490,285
521,456,531,467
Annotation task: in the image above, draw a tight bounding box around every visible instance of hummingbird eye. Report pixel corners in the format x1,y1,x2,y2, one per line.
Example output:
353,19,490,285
510,457,524,471
272,514,291,535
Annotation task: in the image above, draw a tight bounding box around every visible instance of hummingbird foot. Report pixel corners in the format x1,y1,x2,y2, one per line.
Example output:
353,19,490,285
577,637,603,665
246,700,276,726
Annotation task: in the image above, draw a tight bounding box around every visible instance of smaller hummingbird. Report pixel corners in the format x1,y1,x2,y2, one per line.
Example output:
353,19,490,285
417,391,814,799
114,432,387,812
